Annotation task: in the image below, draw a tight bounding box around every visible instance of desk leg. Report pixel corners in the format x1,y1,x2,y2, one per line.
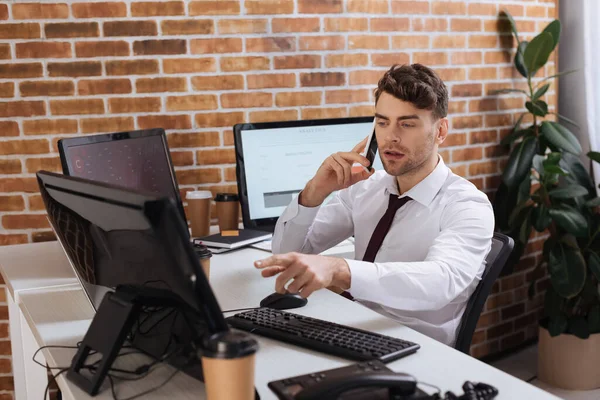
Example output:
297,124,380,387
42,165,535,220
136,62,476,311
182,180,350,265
20,311,48,399
7,291,27,400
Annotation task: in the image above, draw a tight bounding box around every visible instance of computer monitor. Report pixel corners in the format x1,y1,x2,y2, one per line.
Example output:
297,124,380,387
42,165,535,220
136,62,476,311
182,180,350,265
36,170,228,378
57,128,187,225
234,117,384,232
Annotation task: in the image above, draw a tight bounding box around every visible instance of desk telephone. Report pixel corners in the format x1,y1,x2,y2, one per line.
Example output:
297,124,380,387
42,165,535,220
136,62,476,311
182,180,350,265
268,360,499,400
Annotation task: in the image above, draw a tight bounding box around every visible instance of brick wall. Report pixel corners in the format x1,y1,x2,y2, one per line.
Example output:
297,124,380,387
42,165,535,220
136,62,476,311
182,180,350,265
0,0,557,395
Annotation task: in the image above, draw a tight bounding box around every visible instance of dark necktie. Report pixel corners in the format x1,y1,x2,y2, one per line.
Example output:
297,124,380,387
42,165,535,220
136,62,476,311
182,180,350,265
362,194,412,262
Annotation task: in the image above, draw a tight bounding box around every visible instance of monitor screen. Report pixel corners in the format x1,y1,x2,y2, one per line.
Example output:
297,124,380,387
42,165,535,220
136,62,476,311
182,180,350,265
235,118,384,228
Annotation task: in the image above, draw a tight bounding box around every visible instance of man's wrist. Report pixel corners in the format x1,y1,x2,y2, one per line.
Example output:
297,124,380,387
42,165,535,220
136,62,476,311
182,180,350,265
299,180,328,208
331,257,351,290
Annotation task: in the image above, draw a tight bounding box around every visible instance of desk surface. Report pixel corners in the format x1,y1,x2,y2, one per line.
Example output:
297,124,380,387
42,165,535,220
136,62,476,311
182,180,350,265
2,242,559,400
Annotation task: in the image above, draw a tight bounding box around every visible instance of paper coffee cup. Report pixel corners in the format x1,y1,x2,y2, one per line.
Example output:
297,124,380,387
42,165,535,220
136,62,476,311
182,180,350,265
214,193,240,232
186,191,212,237
194,243,212,279
201,330,259,400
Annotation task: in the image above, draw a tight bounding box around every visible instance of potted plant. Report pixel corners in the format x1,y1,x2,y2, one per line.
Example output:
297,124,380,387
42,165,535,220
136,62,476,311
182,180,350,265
493,11,600,390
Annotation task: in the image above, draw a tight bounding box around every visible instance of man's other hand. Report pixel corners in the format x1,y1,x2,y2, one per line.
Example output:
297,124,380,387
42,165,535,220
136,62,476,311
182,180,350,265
254,252,351,298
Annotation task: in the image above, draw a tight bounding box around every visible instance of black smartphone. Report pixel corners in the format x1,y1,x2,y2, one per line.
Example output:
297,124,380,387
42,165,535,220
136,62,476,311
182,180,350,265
362,119,378,172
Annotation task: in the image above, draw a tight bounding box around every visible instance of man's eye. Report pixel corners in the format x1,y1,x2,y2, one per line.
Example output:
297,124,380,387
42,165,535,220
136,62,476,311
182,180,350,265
401,124,414,128
377,121,387,127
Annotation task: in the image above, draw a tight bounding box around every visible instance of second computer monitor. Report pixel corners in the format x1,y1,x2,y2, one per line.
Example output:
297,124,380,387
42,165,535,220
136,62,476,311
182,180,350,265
234,117,383,232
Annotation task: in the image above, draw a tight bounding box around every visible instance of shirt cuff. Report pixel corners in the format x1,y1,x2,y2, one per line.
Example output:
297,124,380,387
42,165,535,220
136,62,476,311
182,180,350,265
346,259,377,299
280,194,321,226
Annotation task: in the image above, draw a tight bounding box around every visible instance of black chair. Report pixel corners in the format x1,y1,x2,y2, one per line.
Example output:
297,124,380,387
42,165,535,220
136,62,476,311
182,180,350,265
455,232,514,354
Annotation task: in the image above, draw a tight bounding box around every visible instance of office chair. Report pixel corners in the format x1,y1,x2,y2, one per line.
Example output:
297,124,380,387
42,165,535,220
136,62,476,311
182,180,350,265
455,232,514,354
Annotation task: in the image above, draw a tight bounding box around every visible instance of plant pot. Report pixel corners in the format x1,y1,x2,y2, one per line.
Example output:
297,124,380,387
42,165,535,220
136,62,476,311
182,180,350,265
538,326,600,390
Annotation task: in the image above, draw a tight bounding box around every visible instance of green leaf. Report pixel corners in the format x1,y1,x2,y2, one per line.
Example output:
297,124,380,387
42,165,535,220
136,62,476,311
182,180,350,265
581,276,598,301
561,153,595,192
544,285,563,317
502,136,537,188
548,206,589,237
491,88,529,96
548,240,587,298
554,113,580,129
509,201,532,229
544,152,562,166
532,83,550,101
588,151,600,164
542,20,561,51
517,174,532,205
532,154,544,174
548,315,568,336
537,69,578,86
544,164,568,176
502,10,521,45
585,197,600,207
519,211,533,243
500,124,531,146
533,205,552,232
541,121,583,155
526,100,548,117
569,317,590,339
548,184,589,199
523,32,554,77
589,252,600,281
493,182,518,231
588,306,600,334
514,41,529,78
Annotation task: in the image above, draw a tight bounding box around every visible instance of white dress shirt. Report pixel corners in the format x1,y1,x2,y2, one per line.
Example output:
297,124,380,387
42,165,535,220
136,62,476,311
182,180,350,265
272,156,494,347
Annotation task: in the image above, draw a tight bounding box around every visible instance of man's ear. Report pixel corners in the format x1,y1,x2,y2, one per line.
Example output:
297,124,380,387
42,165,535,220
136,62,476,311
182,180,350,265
436,118,449,145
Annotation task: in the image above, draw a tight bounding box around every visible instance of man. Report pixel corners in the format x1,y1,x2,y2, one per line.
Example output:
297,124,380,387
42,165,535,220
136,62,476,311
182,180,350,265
254,64,494,346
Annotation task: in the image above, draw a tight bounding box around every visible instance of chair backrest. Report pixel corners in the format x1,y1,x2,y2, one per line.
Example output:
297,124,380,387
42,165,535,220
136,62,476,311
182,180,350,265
454,232,514,354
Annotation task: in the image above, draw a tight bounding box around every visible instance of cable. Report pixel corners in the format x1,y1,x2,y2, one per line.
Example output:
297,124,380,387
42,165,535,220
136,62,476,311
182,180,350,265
417,380,442,396
44,367,69,400
222,306,260,314
108,367,180,400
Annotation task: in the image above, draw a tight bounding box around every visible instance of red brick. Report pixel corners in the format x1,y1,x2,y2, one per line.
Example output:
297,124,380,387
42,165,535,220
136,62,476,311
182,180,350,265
0,101,45,117
219,19,267,34
349,35,389,50
73,2,127,18
0,4,6,20
347,0,388,13
484,51,511,64
326,89,370,104
300,36,345,51
452,83,482,97
371,53,410,67
131,1,184,16
0,121,19,137
452,51,482,65
23,119,77,135
249,109,299,123
469,160,498,176
469,67,497,80
16,42,71,59
526,5,547,18
80,117,134,134
391,1,430,14
451,18,482,32
170,151,194,167
0,82,13,97
0,44,9,60
273,18,320,33
448,100,466,114
25,157,61,173
469,99,498,113
300,72,345,87
349,70,382,85
275,91,321,107
274,55,321,69
191,75,244,91
412,18,447,32
32,231,57,243
302,108,347,120
220,56,270,72
224,167,237,182
485,113,513,128
0,161,21,175
196,112,243,128
325,54,368,68
163,58,216,74
136,77,186,93
48,61,101,77
20,80,74,97
166,95,218,111
298,0,342,14
413,52,447,65
432,35,466,48
498,97,524,111
435,68,466,81
162,19,213,35
452,115,483,129
0,234,28,246
133,39,185,55
245,0,293,14
191,38,242,54
189,1,240,15
247,37,295,52
138,115,191,130
221,92,272,108
45,22,99,38
469,35,498,49
176,168,221,185
247,73,296,89
78,78,132,95
453,147,483,162
325,17,368,32
75,40,129,57
0,23,40,39
104,20,157,36
3,214,49,230
12,3,68,19
109,97,161,113
167,132,220,148
50,99,104,116
106,60,158,75
441,133,466,147
370,18,410,32
432,1,466,14
468,3,497,16
196,148,236,165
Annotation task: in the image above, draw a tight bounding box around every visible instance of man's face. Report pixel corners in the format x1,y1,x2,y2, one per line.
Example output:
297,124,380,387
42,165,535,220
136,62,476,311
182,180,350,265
374,92,444,177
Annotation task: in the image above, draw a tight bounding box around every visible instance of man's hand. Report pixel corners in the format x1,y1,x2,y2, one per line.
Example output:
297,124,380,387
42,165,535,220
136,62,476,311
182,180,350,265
299,138,374,207
254,252,351,298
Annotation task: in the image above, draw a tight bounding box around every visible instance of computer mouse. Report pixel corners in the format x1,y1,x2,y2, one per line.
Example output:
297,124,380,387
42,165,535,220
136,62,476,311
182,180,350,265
260,292,308,310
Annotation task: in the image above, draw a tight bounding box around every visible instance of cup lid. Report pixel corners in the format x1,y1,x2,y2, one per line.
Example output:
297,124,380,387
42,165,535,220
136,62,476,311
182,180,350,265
193,243,212,259
186,190,212,200
201,330,259,359
214,193,239,202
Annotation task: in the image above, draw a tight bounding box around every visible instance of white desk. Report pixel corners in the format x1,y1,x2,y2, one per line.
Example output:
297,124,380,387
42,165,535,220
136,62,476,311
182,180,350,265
0,242,559,400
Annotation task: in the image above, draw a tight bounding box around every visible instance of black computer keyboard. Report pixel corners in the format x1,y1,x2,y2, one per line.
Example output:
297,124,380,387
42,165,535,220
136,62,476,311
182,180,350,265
226,308,420,363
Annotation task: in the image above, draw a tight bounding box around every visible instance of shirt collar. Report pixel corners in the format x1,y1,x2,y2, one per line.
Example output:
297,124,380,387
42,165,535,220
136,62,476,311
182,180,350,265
383,155,449,207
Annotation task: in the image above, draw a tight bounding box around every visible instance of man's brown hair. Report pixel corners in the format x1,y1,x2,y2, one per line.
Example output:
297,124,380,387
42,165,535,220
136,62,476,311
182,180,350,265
374,63,448,120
